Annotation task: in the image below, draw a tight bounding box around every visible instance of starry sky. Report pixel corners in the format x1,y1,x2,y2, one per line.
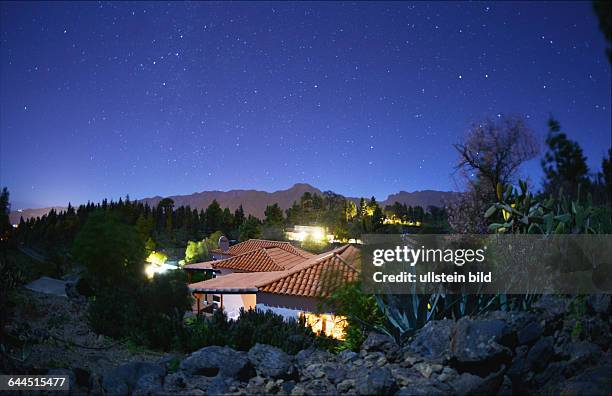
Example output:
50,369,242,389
1,2,610,208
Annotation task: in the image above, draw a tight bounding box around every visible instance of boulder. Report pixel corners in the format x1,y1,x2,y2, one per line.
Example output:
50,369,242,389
299,378,338,395
248,343,296,380
517,320,543,346
180,345,255,381
133,372,164,395
449,318,511,374
102,362,165,395
361,331,400,360
449,365,505,396
526,336,555,373
560,363,612,396
352,366,397,395
295,347,337,368
405,319,455,363
338,349,359,364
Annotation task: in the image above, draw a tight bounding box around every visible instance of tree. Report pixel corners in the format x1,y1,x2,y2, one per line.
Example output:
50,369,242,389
0,187,11,242
455,115,538,196
204,200,224,234
451,115,538,233
234,205,245,227
541,118,590,199
264,203,284,225
72,210,145,288
158,198,175,234
185,240,208,264
593,1,612,63
239,215,262,241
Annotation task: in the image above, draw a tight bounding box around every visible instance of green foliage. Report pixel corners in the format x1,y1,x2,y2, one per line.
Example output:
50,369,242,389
323,281,385,351
185,309,338,354
88,270,192,351
486,181,612,234
72,210,146,288
541,118,590,199
184,240,208,264
239,215,262,241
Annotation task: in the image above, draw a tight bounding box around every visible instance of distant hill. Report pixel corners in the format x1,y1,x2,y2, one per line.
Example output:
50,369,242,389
9,206,68,225
381,190,462,209
140,183,323,218
10,184,460,222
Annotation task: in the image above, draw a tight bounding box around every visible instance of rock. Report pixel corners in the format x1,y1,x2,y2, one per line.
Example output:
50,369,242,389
526,336,554,372
395,386,447,396
102,362,165,395
517,320,543,346
361,331,400,360
353,366,397,395
133,372,164,395
180,345,255,381
338,349,358,363
587,294,611,315
563,341,603,377
405,319,455,363
300,362,346,384
449,318,511,374
533,295,568,320
300,378,337,395
560,363,612,396
336,379,355,393
449,365,505,396
413,362,443,379
248,343,296,380
295,347,337,368
207,376,232,395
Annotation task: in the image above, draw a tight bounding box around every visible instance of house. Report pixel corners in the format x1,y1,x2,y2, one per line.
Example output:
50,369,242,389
185,239,360,339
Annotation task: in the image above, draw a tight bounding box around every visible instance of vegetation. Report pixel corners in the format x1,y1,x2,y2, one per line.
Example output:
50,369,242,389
541,118,591,200
185,309,338,355
323,281,386,351
72,210,146,288
88,270,192,351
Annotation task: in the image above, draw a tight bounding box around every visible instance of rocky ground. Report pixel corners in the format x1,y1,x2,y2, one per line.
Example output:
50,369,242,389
12,294,606,395
1,289,161,378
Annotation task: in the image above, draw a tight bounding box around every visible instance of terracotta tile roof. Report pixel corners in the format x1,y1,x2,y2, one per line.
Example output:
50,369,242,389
187,244,361,298
211,239,314,258
195,246,309,273
183,262,214,270
189,271,281,294
258,245,360,298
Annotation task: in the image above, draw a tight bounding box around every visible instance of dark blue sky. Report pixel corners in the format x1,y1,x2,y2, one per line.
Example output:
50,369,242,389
1,2,610,208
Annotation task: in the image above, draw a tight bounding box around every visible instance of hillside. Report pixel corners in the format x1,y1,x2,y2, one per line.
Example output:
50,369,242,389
10,184,460,221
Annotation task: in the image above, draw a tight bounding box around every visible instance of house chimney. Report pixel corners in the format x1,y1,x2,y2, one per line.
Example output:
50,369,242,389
219,235,230,252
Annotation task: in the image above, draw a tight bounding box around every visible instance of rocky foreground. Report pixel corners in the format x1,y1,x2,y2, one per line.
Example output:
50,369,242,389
43,294,611,395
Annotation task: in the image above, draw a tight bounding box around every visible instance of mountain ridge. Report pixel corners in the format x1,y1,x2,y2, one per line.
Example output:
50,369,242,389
9,183,460,223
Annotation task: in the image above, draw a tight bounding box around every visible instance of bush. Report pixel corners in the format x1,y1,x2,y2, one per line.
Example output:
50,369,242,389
185,308,338,355
88,270,192,351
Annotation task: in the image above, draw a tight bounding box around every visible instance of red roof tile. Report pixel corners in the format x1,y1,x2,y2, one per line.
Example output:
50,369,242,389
259,245,360,298
212,239,314,258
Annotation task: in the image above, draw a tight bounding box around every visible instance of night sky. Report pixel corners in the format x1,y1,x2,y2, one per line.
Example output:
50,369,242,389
1,2,610,208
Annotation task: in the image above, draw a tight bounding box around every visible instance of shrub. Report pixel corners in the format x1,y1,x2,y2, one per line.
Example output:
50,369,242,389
185,308,338,355
88,270,192,351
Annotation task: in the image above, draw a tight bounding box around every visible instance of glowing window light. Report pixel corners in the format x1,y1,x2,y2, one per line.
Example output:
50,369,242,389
302,312,347,340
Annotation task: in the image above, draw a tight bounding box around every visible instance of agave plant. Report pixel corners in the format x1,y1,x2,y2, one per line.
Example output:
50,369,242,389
485,181,612,234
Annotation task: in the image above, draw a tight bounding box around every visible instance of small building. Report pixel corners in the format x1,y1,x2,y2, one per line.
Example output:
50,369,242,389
185,239,359,339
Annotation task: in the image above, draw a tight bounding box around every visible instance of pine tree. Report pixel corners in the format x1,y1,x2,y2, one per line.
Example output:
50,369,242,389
541,118,590,198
